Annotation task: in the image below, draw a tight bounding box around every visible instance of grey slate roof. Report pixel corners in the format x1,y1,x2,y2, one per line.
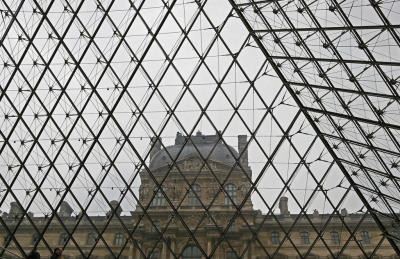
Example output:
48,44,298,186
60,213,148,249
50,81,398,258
150,132,239,169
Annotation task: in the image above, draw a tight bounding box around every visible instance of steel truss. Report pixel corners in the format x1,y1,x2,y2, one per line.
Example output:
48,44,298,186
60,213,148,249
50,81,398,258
0,0,399,258
229,0,400,255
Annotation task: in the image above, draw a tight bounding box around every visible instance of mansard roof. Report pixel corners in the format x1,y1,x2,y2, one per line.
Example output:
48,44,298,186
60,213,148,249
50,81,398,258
149,132,239,169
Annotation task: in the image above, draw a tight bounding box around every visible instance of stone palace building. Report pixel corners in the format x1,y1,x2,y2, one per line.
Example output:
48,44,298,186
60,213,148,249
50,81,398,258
1,132,398,258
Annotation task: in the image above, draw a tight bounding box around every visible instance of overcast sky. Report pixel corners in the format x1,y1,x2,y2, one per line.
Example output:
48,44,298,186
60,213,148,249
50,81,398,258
1,0,398,219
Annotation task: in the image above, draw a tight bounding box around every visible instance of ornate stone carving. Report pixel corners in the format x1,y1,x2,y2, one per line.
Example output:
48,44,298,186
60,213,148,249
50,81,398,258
178,158,219,171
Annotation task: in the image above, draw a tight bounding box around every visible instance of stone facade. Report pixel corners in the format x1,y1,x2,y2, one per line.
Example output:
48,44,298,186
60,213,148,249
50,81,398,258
0,133,398,258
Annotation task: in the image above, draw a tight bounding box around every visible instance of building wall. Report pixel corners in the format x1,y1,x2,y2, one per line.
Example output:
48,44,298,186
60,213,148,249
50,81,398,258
1,135,398,259
1,223,397,258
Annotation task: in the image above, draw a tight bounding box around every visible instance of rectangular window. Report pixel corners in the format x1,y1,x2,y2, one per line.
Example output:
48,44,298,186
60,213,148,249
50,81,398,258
393,229,400,244
188,184,201,206
114,233,124,246
32,234,40,245
360,231,370,244
59,233,68,246
151,221,160,232
228,222,235,232
4,235,12,246
149,252,159,259
152,187,165,206
226,251,239,259
330,231,340,245
271,231,280,245
87,233,96,245
300,232,309,244
224,184,237,205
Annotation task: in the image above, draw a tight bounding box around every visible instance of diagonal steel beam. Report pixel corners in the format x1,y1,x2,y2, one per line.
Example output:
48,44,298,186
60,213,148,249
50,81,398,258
228,0,400,255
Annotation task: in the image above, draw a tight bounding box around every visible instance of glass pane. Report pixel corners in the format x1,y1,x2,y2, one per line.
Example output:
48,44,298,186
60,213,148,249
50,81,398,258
0,1,399,259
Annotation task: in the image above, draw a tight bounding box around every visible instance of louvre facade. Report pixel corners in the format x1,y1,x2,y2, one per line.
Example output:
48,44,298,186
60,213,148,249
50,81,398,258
1,133,398,258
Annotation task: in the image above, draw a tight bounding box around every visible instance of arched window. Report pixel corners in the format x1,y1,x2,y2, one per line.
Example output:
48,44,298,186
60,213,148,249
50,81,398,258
188,184,201,206
182,245,201,259
224,184,237,205
152,187,165,206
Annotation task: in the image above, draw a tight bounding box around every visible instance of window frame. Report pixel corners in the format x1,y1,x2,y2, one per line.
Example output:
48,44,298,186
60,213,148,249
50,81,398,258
271,231,280,245
87,232,96,246
228,221,235,232
224,184,237,205
3,234,12,246
31,233,40,246
182,245,202,259
226,251,239,259
300,231,310,245
58,233,68,246
360,231,370,245
114,233,124,246
188,184,201,206
330,231,340,245
151,221,160,232
152,187,166,206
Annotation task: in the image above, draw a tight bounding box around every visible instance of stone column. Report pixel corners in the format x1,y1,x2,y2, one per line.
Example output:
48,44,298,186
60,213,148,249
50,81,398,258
129,242,134,259
219,245,225,258
134,241,142,259
242,242,247,259
162,241,167,259
251,240,256,259
169,239,175,259
207,239,212,258
248,240,252,259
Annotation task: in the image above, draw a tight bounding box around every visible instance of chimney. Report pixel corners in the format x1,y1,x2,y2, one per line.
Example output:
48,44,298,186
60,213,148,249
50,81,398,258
341,208,348,217
107,200,122,218
59,201,73,217
9,202,23,219
238,135,248,167
279,197,289,215
150,136,162,161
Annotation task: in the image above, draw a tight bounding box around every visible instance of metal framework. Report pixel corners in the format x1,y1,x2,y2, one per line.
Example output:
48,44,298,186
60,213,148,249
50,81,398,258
229,0,400,254
0,0,399,258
